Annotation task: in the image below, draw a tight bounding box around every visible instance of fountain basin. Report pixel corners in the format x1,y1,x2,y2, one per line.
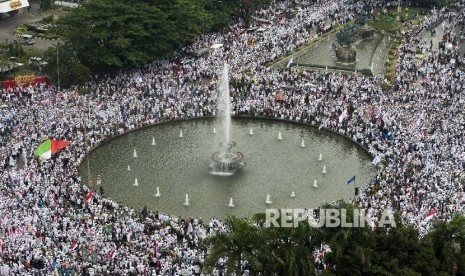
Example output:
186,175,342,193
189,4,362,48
210,142,245,176
81,117,376,219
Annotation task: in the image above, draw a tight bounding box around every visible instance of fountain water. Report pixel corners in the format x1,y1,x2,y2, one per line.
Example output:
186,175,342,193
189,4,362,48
266,194,272,204
301,139,305,148
228,197,234,208
155,187,160,197
133,149,138,158
249,128,254,135
179,130,183,138
278,131,283,140
287,57,293,68
322,164,327,174
290,191,296,198
213,128,217,134
318,153,323,161
313,180,318,188
210,63,245,175
152,137,156,146
127,165,131,171
184,194,190,206
134,178,139,187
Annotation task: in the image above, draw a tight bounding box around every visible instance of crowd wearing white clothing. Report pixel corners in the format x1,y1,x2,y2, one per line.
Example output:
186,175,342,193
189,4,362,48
1,0,465,275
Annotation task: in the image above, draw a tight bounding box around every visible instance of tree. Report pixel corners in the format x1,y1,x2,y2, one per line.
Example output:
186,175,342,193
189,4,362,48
68,61,91,86
42,44,90,88
429,215,465,275
58,0,206,71
202,216,271,275
264,220,322,276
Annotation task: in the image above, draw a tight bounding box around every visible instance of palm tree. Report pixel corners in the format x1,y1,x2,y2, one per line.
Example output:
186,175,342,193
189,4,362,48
202,216,272,275
430,215,465,275
264,221,323,276
321,202,375,275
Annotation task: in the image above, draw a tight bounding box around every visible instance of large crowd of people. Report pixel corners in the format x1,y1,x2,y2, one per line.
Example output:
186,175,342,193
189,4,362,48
1,0,465,274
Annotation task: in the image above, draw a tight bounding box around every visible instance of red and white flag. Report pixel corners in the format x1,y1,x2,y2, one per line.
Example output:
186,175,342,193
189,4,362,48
85,191,93,202
425,210,437,221
1,215,8,226
70,241,78,250
96,100,102,109
107,249,116,260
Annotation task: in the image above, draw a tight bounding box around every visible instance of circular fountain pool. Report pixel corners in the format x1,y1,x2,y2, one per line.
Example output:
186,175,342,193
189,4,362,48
81,117,376,219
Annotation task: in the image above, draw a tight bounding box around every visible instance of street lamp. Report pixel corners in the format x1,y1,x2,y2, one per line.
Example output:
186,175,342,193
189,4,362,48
82,110,93,190
202,0,221,41
56,42,60,88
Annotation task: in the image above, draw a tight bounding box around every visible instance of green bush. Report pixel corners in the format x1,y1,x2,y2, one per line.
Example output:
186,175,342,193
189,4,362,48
42,14,54,24
78,86,91,95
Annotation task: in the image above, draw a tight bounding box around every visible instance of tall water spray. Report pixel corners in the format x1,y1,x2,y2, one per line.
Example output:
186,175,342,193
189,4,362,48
218,63,231,145
210,63,245,175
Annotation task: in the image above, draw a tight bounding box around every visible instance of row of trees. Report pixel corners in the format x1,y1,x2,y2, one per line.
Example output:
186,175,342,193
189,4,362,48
41,0,454,86
201,203,465,275
44,0,283,78
39,0,292,87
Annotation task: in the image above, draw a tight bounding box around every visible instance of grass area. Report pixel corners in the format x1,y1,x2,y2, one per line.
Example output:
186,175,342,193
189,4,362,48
367,7,430,85
368,15,398,34
266,20,355,67
269,6,429,77
35,29,61,40
0,42,45,79
16,14,63,41
368,7,429,34
384,39,401,85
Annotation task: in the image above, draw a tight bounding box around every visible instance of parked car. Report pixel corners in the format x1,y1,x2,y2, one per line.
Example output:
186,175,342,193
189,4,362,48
21,34,35,45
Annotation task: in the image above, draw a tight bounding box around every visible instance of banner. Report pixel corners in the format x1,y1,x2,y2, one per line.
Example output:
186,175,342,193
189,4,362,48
15,74,35,85
0,0,29,13
2,76,48,90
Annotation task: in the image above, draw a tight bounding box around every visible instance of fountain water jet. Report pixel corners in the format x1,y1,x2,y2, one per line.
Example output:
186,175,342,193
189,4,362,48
318,153,323,161
155,187,160,197
313,180,318,188
127,165,131,171
266,194,273,204
278,131,283,140
179,130,183,138
133,149,138,158
291,191,296,198
210,63,245,175
322,164,327,174
301,139,305,148
213,128,217,134
152,137,156,146
249,128,254,135
184,194,190,206
228,197,234,208
133,178,139,187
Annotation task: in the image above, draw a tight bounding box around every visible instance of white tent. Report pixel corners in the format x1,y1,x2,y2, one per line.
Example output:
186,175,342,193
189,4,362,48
209,44,223,54
210,44,223,49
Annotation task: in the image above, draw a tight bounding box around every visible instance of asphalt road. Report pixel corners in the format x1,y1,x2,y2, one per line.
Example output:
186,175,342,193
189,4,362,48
0,2,62,50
